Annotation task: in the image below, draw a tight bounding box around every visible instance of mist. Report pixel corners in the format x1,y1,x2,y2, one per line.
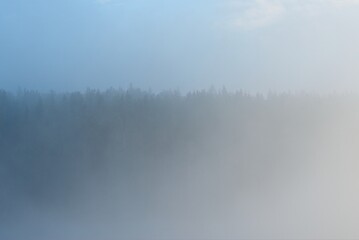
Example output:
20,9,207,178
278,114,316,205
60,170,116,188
1,88,359,239
3,0,359,238
3,0,359,93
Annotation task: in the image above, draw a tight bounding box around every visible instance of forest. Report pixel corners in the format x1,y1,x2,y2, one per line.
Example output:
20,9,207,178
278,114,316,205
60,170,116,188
2,88,359,239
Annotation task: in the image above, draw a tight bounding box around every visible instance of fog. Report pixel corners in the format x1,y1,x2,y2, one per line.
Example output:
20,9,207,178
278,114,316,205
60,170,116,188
3,0,359,238
1,88,359,239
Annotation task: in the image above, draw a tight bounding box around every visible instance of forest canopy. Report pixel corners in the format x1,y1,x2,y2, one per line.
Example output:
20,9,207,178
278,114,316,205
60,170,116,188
2,88,359,239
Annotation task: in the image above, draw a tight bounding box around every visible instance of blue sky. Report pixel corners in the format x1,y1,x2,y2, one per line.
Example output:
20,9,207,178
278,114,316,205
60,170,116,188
2,0,359,92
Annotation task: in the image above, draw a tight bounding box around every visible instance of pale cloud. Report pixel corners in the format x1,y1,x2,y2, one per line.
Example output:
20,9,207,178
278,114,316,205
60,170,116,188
329,0,359,7
233,0,285,29
230,0,359,29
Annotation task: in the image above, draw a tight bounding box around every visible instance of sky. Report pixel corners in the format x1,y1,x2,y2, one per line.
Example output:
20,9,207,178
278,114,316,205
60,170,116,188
1,0,359,93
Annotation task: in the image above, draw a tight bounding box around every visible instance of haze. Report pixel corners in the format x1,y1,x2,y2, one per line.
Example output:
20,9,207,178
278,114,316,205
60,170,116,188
2,1,359,240
2,0,359,92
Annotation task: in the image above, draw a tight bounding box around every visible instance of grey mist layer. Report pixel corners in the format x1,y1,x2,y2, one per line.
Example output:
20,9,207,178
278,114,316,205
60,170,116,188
1,89,359,239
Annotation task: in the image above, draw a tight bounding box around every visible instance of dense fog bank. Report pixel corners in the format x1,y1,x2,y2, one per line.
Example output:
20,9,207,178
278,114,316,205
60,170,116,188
2,88,359,239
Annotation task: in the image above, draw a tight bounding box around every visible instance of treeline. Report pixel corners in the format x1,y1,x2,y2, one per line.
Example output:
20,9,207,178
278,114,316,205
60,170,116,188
1,87,359,221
